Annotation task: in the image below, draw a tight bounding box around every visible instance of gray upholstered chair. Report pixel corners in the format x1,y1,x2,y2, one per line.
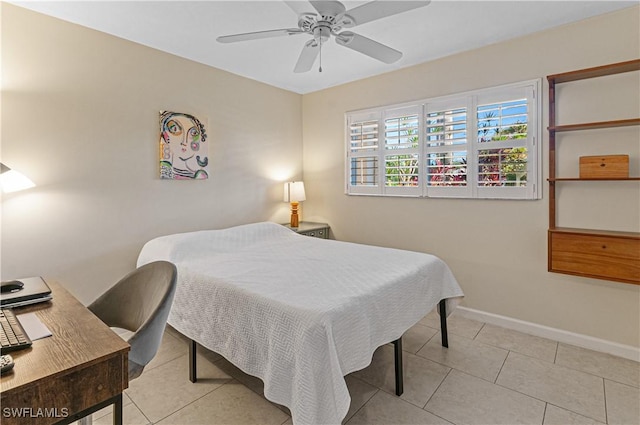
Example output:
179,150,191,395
88,260,178,380
78,261,177,424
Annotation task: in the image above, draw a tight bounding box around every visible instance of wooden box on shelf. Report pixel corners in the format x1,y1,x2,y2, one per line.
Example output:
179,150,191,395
579,155,629,178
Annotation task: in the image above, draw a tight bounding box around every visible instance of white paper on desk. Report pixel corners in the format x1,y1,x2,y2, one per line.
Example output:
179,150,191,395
17,312,52,340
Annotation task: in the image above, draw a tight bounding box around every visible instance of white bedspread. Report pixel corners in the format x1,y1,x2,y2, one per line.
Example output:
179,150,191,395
137,222,463,425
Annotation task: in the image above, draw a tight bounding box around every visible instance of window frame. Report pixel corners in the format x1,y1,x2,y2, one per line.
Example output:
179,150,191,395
345,79,542,200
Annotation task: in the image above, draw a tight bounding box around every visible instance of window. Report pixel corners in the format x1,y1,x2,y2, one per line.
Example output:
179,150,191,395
345,80,541,199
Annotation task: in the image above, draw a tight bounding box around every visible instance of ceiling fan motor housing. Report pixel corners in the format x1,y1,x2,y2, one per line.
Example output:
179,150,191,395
299,14,341,42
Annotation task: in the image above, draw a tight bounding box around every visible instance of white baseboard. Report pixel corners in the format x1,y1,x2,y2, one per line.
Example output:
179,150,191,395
453,306,640,362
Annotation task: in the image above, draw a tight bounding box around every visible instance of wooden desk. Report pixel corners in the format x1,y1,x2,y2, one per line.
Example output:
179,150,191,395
0,280,130,425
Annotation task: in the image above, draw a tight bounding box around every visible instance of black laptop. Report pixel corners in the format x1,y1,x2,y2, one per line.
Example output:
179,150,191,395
1,277,52,308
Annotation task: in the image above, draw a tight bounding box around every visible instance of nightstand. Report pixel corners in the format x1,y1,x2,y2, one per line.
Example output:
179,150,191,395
282,222,330,239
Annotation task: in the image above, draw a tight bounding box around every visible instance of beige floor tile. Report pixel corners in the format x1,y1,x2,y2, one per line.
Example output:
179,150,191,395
352,344,450,408
403,323,438,354
156,381,289,425
605,379,640,425
419,311,485,339
144,330,189,372
109,323,639,425
426,369,545,424
416,332,508,382
92,393,133,421
497,352,606,422
475,324,558,362
556,344,640,388
93,402,150,425
344,375,378,423
543,404,605,425
345,390,452,425
126,352,232,423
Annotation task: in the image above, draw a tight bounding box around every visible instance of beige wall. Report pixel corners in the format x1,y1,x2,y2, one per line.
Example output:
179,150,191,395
1,4,302,302
302,7,640,347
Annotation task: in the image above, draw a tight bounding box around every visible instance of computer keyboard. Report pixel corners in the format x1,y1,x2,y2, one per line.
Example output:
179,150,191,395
0,308,32,353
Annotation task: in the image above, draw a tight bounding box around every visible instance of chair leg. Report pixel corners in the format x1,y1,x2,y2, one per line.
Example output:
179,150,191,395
393,337,403,396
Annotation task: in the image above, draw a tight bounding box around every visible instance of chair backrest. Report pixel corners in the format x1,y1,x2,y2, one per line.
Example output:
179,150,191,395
88,261,177,380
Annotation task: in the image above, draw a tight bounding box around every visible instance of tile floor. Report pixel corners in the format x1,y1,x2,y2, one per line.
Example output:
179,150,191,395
92,310,639,425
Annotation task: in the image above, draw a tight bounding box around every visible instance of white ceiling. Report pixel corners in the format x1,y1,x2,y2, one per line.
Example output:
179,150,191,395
11,0,638,94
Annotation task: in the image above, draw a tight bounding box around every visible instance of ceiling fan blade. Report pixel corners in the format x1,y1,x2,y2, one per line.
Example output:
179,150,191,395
283,1,314,16
342,0,430,27
335,31,402,64
294,39,320,73
217,28,304,43
309,0,346,17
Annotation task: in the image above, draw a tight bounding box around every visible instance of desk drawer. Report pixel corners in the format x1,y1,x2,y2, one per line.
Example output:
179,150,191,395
550,232,640,283
0,354,126,425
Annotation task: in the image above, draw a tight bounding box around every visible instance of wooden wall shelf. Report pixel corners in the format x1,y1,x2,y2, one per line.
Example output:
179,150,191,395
548,118,640,133
548,177,640,182
550,227,640,238
547,59,640,83
547,59,640,285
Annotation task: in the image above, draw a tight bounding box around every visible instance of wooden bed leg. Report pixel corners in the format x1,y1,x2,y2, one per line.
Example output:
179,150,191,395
393,338,403,396
439,299,449,348
189,339,197,383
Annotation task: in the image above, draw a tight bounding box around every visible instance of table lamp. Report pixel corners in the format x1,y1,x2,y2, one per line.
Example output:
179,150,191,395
284,181,306,228
0,163,35,193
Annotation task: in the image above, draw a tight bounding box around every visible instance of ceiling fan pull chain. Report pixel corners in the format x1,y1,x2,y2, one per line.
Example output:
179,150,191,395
319,37,323,73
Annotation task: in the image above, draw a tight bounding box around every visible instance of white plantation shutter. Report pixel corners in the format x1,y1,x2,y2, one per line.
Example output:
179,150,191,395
350,119,379,152
475,83,539,199
347,111,382,194
424,98,471,198
345,79,541,200
383,105,421,196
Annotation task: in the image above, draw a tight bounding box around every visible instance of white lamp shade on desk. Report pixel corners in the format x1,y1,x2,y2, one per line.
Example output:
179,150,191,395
0,163,35,193
284,181,306,203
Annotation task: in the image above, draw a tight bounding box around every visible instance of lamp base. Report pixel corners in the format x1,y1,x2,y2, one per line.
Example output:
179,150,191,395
290,202,300,228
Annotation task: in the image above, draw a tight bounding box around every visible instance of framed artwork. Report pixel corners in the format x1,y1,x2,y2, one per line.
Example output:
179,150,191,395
159,111,209,179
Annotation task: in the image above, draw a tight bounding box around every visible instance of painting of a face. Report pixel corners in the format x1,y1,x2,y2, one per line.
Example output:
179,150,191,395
160,111,208,179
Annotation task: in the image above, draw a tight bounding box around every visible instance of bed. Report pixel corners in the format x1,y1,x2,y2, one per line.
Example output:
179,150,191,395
137,221,464,425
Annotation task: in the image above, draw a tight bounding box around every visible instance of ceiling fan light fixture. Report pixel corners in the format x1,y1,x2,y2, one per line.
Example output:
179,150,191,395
313,24,332,42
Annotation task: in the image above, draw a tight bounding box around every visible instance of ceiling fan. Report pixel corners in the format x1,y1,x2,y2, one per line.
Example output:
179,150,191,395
217,1,431,73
